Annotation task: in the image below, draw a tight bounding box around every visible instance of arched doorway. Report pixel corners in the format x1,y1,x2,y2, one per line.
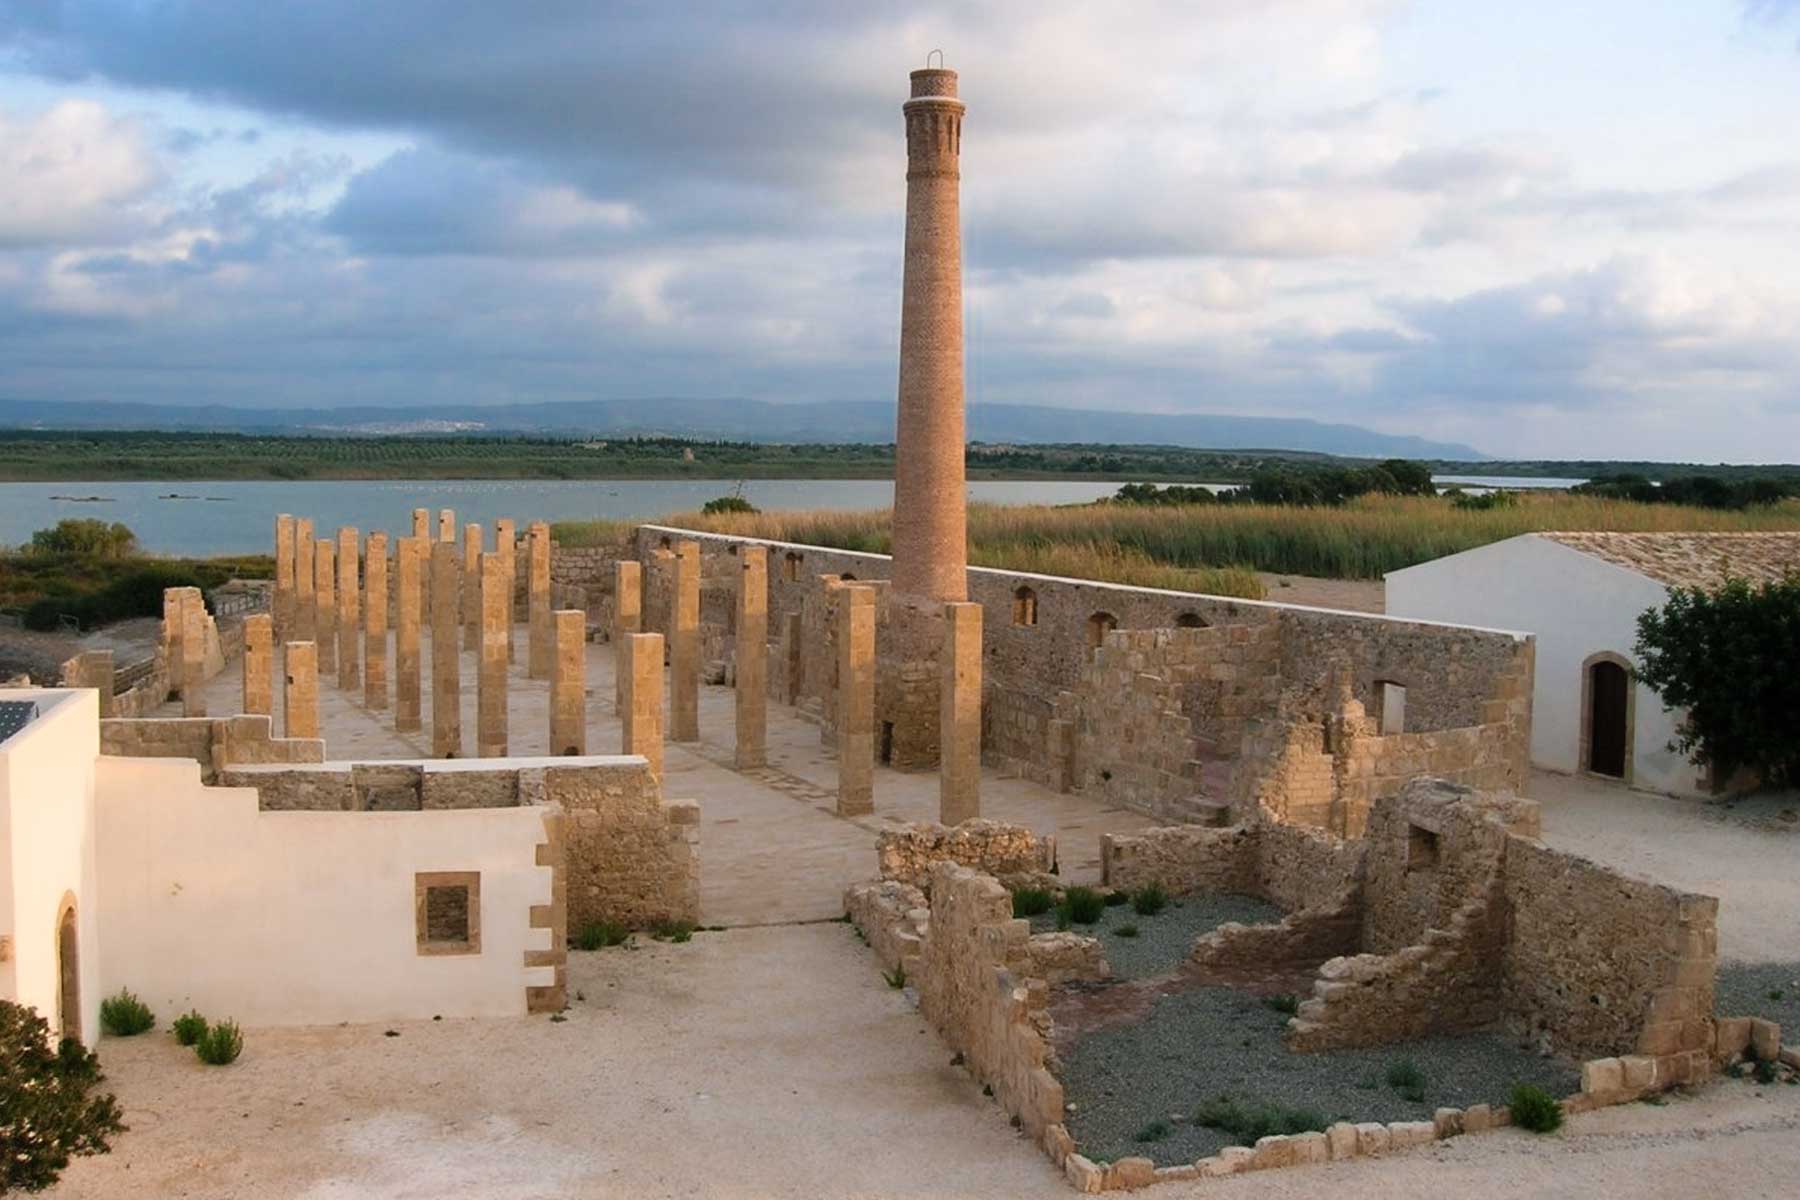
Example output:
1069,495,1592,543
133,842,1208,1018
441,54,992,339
1583,656,1632,780
1085,611,1117,651
55,896,80,1044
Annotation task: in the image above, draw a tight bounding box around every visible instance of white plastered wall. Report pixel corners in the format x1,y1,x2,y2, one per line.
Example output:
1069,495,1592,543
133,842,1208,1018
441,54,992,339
1387,534,1697,796
0,689,103,1044
94,756,554,1026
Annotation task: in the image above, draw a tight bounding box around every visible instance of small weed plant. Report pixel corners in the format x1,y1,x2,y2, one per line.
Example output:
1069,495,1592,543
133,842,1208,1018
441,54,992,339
99,989,154,1037
1193,1095,1327,1146
1130,883,1168,916
1509,1084,1562,1133
1113,924,1139,938
1385,1058,1426,1102
1264,994,1299,1016
194,1019,244,1066
652,920,695,943
1133,1120,1171,1143
1011,887,1055,918
574,921,629,950
1103,890,1131,908
172,1010,208,1047
1059,886,1106,926
883,964,907,990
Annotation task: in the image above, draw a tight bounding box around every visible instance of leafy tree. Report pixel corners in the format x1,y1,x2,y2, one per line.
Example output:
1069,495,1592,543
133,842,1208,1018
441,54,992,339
701,495,758,515
0,1001,126,1192
1635,574,1800,789
26,520,137,558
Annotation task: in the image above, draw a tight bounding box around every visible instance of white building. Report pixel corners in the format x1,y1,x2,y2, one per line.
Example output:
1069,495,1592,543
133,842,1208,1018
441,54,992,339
1386,531,1800,798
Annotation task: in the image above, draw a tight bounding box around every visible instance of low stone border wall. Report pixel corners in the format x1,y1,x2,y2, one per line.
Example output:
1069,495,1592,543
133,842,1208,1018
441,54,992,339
102,714,323,781
876,819,1056,891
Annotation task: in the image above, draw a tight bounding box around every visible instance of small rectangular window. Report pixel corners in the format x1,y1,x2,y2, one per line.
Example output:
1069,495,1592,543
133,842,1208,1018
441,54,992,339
415,870,481,955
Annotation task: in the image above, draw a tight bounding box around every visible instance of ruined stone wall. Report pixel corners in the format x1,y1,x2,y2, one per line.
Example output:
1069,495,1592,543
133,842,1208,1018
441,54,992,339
1254,821,1365,915
1100,824,1255,895
876,819,1055,892
1334,723,1524,835
914,864,1067,1141
1501,838,1717,1060
206,579,273,619
1234,719,1336,830
101,714,323,782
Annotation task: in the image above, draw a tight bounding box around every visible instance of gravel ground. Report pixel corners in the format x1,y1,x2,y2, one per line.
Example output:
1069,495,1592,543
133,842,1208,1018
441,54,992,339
1060,984,1580,1167
1716,962,1800,1032
1032,892,1284,981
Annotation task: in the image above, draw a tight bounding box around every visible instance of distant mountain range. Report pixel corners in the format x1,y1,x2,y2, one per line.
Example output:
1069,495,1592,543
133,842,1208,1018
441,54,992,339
0,397,1486,459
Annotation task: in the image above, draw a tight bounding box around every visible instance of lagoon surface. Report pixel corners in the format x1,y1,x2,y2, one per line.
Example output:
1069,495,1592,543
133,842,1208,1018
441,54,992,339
2,474,1578,556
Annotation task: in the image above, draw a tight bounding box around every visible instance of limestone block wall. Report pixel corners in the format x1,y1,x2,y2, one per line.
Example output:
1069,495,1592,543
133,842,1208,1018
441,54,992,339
1099,825,1255,895
100,715,323,782
875,819,1055,892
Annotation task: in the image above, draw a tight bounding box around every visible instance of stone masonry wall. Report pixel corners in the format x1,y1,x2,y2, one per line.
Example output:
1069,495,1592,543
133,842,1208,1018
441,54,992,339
102,714,323,782
876,820,1055,892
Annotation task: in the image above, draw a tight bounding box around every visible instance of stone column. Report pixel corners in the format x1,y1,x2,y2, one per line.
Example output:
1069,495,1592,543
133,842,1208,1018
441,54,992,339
620,632,664,781
735,546,768,769
274,514,295,637
336,527,360,690
890,64,968,604
478,552,510,757
462,523,482,652
670,540,700,743
314,539,337,676
67,650,113,717
494,518,517,665
412,508,431,540
527,521,552,680
550,610,586,756
438,508,455,543
364,532,389,710
837,585,875,816
284,641,318,739
294,518,315,641
181,589,207,718
243,612,274,717
430,541,462,758
782,611,803,704
940,601,982,824
394,536,424,732
613,560,642,717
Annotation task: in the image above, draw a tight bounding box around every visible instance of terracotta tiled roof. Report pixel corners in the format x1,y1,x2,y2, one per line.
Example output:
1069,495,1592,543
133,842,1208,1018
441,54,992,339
1537,532,1800,590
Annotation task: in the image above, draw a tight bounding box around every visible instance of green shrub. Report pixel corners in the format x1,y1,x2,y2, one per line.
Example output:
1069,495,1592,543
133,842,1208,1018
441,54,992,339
25,519,137,558
1509,1084,1563,1133
573,921,629,950
99,989,154,1037
1754,1058,1778,1085
1113,924,1140,938
1103,890,1131,907
700,495,758,515
1193,1095,1327,1145
194,1019,244,1066
1058,886,1106,926
652,920,695,944
1011,887,1055,918
1133,1119,1171,1143
0,1000,125,1192
883,964,907,989
1265,994,1299,1016
1130,883,1168,916
172,1010,208,1047
1385,1058,1426,1102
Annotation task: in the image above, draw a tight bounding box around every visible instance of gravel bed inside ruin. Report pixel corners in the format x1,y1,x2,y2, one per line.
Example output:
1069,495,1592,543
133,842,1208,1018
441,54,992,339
1716,961,1800,1034
1031,892,1284,981
1057,985,1581,1167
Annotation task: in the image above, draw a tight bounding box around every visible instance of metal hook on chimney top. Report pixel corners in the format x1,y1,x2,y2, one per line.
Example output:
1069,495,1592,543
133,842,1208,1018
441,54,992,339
926,49,944,69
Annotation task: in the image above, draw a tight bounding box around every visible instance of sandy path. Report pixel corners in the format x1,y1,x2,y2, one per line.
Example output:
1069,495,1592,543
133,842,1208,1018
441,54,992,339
55,923,1800,1200
1256,574,1383,613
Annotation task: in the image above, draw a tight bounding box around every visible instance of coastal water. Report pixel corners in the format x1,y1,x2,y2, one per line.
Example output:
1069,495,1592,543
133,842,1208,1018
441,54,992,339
1,475,1581,556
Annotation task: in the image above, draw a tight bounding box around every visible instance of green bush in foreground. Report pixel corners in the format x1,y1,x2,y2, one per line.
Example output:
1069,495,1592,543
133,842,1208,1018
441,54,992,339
1130,883,1168,916
194,1019,244,1066
1385,1057,1425,1101
172,1010,208,1047
0,1000,126,1192
574,921,629,950
1509,1084,1563,1133
1059,886,1106,926
1011,887,1055,918
99,989,154,1037
1193,1095,1327,1146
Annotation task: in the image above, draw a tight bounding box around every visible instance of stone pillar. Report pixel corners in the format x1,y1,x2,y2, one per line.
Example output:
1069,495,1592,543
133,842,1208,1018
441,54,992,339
890,64,968,604
293,518,315,642
527,521,552,680
364,532,389,710
314,539,337,676
430,541,462,758
412,508,430,540
782,611,803,705
940,601,982,824
670,540,700,743
438,508,455,543
462,523,482,652
494,518,517,665
837,585,875,816
613,560,642,717
735,546,768,769
274,514,295,637
394,536,424,732
67,650,114,717
336,527,360,690
478,552,510,758
620,632,664,781
284,641,318,739
243,612,274,717
180,589,207,718
551,610,586,756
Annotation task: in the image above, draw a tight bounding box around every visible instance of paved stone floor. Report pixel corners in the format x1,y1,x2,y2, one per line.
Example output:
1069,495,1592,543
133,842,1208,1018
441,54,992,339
173,629,1154,926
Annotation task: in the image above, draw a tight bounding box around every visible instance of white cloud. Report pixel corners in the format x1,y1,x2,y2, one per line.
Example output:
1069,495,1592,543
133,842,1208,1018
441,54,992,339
0,99,162,247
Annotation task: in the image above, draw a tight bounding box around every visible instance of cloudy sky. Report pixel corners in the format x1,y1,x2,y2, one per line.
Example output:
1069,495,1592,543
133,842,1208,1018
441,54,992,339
3,2,1800,460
